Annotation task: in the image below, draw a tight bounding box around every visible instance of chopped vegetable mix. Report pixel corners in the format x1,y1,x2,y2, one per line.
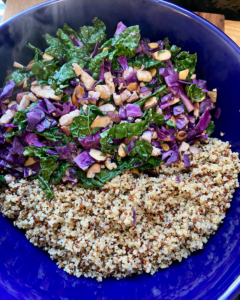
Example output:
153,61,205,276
0,19,217,199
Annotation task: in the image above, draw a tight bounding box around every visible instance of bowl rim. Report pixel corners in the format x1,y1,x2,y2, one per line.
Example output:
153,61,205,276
1,0,240,299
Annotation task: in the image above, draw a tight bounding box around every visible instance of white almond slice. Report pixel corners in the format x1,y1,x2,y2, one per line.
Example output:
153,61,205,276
152,50,171,61
13,62,24,69
104,72,115,94
118,143,127,158
87,163,101,178
149,68,157,77
95,85,111,100
30,85,62,101
148,43,159,49
189,146,200,154
113,93,122,106
89,149,106,162
99,104,115,112
24,157,36,167
179,69,189,80
179,141,190,152
190,74,196,79
127,82,138,92
72,63,83,76
207,90,217,103
43,53,54,60
143,96,157,110
90,116,111,129
136,70,152,82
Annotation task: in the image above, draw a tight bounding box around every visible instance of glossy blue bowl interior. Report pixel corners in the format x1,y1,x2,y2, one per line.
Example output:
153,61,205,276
0,0,240,299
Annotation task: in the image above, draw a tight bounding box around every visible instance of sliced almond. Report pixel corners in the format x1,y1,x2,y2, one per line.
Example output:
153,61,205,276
90,116,111,129
30,85,62,101
95,85,111,101
72,85,85,106
43,53,54,60
113,93,122,106
102,47,111,52
170,97,180,105
99,104,115,112
13,62,24,69
190,74,196,79
149,68,157,77
31,80,38,86
127,82,138,92
61,126,71,136
104,72,115,94
98,100,104,107
89,149,106,161
118,143,127,158
179,141,190,152
207,90,217,103
179,69,189,80
16,92,28,104
133,66,141,72
24,157,36,167
26,60,35,71
143,96,158,110
193,102,200,118
161,143,170,151
131,169,140,176
28,92,38,102
148,43,159,49
137,70,152,82
176,131,187,141
6,127,13,133
87,163,101,178
72,63,83,77
152,50,171,61
189,146,200,154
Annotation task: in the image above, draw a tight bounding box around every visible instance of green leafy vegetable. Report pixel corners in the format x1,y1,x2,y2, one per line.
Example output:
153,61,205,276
174,51,197,80
27,43,43,61
69,105,105,139
164,41,181,59
5,69,27,85
75,169,103,188
35,127,63,142
128,140,153,161
129,54,165,69
43,33,64,59
24,146,59,159
166,119,177,128
150,108,164,127
0,175,6,185
89,49,112,80
100,119,150,155
31,60,59,86
76,17,107,54
136,85,166,108
51,162,71,185
38,157,58,200
206,121,215,136
185,84,206,102
13,109,28,130
101,25,140,58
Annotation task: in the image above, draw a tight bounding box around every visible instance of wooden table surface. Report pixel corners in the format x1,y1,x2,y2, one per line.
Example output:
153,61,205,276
3,0,240,47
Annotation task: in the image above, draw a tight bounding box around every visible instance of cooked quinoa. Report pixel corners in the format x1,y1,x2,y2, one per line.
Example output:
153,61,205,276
0,138,239,281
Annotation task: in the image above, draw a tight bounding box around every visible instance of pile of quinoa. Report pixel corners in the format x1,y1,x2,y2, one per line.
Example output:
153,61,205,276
0,138,239,281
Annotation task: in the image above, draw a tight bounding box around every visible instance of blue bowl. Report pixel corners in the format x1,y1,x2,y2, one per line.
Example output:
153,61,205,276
0,0,240,299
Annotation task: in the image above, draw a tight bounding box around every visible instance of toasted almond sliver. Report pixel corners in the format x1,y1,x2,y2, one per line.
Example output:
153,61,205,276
13,62,24,69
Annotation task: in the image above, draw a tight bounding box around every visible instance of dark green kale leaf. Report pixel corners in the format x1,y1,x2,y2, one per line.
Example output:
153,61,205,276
100,25,140,58
27,43,43,61
128,140,153,161
206,121,215,136
76,17,107,54
173,51,197,80
135,85,167,108
35,127,63,142
51,162,71,185
100,119,150,155
69,105,106,139
129,54,165,69
185,84,206,102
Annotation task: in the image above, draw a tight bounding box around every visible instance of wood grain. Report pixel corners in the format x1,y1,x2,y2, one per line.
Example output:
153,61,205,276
2,0,48,22
195,12,225,32
3,0,240,47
